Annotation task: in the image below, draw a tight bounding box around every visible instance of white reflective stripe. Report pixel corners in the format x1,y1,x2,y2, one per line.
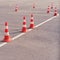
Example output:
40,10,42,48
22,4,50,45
31,17,33,19
30,22,34,24
54,12,57,14
55,12,57,13
5,32,9,35
16,7,18,9
24,20,26,22
48,8,50,11
23,25,26,27
55,11,57,13
5,26,8,29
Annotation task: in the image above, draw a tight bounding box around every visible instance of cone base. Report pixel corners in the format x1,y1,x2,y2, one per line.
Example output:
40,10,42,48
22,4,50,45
3,36,11,42
22,27,27,32
30,24,34,28
54,13,57,16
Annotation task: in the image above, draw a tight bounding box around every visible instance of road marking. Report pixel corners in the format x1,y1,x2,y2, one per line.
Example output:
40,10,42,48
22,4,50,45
35,14,59,28
0,42,7,47
12,33,25,40
0,14,59,48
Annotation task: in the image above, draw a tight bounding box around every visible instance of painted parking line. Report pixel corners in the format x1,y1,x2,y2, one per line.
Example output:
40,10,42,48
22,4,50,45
0,14,59,48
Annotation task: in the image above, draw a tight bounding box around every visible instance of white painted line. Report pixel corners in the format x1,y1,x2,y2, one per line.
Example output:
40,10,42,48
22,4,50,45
0,14,59,48
12,29,33,40
12,33,25,40
0,42,7,47
35,14,59,28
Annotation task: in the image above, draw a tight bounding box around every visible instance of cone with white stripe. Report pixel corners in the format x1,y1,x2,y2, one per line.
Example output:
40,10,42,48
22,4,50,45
33,3,35,8
29,14,34,28
51,2,53,9
54,7,57,16
22,16,27,32
47,6,50,13
15,5,18,12
3,22,11,42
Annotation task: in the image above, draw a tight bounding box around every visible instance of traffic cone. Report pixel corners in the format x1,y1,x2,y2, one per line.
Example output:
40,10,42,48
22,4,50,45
15,5,18,12
51,2,53,9
21,16,27,32
47,6,50,13
3,22,11,42
54,7,58,16
33,3,35,8
29,14,34,28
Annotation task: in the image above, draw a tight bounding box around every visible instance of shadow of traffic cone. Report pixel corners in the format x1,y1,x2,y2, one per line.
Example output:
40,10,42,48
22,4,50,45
21,16,27,32
29,14,34,28
54,7,58,16
3,22,11,42
15,5,18,12
47,6,50,13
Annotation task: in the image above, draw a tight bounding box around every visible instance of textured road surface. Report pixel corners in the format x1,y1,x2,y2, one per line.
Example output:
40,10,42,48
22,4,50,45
0,0,60,60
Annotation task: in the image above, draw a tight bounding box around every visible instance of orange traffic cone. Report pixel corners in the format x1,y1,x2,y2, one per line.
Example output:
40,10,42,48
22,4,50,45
29,14,34,28
3,22,11,42
47,6,50,13
15,5,18,12
21,16,27,32
54,7,58,16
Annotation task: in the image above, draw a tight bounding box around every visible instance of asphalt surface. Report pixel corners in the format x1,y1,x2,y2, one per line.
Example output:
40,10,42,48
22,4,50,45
0,0,60,60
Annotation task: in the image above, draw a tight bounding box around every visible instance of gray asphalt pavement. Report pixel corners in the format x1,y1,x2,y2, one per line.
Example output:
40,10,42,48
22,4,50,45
0,0,60,60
